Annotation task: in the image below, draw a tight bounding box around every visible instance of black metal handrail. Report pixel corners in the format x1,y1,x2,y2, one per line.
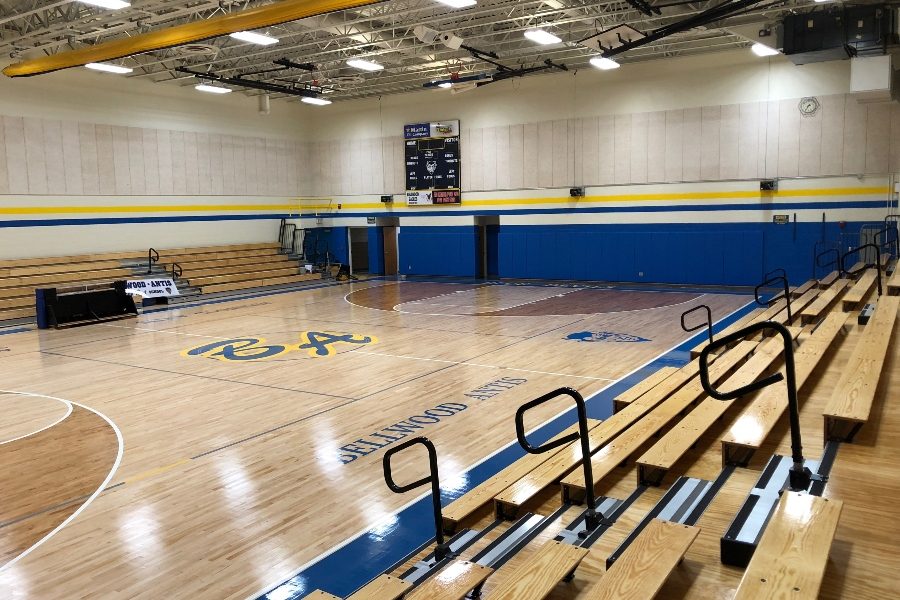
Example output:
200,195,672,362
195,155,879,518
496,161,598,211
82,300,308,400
279,223,296,254
292,229,303,257
277,218,286,245
764,267,787,280
515,387,605,532
754,272,791,322
874,225,899,258
382,437,450,560
815,247,841,276
681,304,713,344
841,243,883,296
698,320,813,491
147,248,159,274
171,263,182,280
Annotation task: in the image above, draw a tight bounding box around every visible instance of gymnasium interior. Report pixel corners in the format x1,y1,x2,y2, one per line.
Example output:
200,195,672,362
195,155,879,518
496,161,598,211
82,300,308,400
1,0,899,599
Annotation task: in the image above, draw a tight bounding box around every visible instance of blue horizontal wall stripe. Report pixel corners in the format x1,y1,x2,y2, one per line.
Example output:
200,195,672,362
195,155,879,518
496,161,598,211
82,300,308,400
0,199,887,227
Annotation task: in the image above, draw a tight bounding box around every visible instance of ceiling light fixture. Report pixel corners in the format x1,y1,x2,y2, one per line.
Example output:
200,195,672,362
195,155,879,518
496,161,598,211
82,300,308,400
85,62,133,74
229,31,280,46
589,56,620,70
524,29,561,45
434,0,477,8
79,0,131,9
346,58,384,71
751,42,779,57
195,83,232,94
302,97,332,106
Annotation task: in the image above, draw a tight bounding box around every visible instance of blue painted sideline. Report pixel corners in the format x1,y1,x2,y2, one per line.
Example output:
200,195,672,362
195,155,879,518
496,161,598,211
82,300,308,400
255,298,758,600
0,199,885,228
0,326,31,336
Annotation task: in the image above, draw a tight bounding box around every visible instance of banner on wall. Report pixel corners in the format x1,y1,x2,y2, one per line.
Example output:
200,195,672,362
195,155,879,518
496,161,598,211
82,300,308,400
124,278,180,297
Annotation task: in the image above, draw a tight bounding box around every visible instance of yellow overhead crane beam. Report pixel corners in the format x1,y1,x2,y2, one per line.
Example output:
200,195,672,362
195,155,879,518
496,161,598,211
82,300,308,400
2,0,383,78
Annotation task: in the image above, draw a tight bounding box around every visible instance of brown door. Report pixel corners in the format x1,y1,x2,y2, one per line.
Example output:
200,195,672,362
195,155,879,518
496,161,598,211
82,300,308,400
383,226,398,275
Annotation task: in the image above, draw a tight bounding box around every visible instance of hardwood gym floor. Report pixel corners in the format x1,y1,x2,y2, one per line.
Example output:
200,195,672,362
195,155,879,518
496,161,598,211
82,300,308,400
0,279,752,598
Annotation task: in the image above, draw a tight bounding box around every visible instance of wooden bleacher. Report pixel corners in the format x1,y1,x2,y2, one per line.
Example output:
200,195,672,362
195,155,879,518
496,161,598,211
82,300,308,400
404,561,492,600
817,270,839,288
799,278,850,324
790,279,817,298
841,269,879,312
612,366,679,413
442,419,603,532
636,335,785,484
493,355,716,517
583,520,700,600
824,295,900,441
486,541,588,600
720,310,849,464
560,341,756,499
0,243,320,322
888,264,900,296
732,492,842,600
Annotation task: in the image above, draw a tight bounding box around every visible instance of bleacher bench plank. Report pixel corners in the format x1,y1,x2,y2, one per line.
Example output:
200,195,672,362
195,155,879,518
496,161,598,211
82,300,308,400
347,574,412,599
690,297,793,359
824,295,900,440
790,279,816,298
817,270,838,288
583,520,700,600
0,268,134,289
636,337,784,482
842,269,878,312
488,541,588,600
721,311,849,461
201,273,319,294
732,492,842,600
799,279,850,324
494,358,708,516
188,266,300,286
887,264,900,296
690,307,764,359
561,341,756,498
405,561,491,600
442,419,602,531
613,367,679,413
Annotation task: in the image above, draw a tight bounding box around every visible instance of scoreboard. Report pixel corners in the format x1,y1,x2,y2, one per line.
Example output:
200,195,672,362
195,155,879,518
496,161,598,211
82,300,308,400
404,120,461,205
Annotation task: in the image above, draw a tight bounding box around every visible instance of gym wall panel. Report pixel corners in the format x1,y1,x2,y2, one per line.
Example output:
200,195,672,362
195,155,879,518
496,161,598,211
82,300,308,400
891,103,900,173
61,121,83,195
798,107,822,177
24,117,48,195
737,102,762,180
508,123,525,189
597,114,615,185
718,103,740,180
819,94,845,176
664,109,683,183
43,119,66,194
581,116,600,185
864,102,891,174
551,119,568,188
777,98,800,177
629,111,649,184
763,101,779,178
614,113,631,184
0,116,7,195
468,127,485,191
127,127,147,196
399,226,477,277
392,136,405,196
495,125,511,190
699,105,720,180
523,122,539,189
170,130,187,195
482,126,498,191
681,108,700,181
537,120,553,188
647,111,666,183
842,98,867,175
570,119,581,186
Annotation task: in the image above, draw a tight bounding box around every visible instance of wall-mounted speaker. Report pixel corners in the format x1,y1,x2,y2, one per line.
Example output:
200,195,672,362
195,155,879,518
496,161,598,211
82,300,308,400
760,180,777,191
570,187,585,197
381,195,393,203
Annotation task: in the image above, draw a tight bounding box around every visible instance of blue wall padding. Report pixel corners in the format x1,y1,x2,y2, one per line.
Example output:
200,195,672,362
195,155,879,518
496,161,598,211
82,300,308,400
399,226,478,277
395,221,868,285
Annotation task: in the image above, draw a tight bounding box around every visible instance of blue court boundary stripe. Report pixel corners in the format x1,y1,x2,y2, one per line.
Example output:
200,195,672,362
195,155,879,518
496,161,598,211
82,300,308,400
0,326,31,336
0,200,886,227
254,297,758,600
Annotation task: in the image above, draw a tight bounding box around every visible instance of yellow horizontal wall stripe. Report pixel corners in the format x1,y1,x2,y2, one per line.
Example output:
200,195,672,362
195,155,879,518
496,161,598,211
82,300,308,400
0,186,888,216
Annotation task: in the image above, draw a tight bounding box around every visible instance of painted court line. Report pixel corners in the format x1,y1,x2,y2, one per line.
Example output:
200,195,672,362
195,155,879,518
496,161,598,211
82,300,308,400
0,393,73,446
0,390,125,574
350,349,616,381
249,297,756,599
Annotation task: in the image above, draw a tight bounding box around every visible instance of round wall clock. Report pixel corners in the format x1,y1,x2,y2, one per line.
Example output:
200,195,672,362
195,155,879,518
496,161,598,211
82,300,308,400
798,96,820,117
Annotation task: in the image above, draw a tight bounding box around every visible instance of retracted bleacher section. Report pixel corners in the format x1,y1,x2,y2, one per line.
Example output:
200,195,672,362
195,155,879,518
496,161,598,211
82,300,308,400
0,242,322,325
315,256,899,600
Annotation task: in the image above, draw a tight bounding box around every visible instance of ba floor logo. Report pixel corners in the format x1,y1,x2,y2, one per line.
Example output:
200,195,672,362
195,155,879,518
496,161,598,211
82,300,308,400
565,331,651,343
182,331,377,361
